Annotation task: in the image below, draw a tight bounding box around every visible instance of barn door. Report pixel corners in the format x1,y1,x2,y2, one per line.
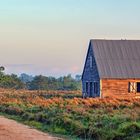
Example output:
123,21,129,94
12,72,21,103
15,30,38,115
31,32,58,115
86,82,89,95
93,82,98,96
85,82,93,97
89,82,93,97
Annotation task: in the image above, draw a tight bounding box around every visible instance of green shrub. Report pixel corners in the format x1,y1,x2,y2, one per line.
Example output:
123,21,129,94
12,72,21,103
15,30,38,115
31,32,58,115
34,112,48,123
119,122,140,137
22,112,34,121
4,106,23,115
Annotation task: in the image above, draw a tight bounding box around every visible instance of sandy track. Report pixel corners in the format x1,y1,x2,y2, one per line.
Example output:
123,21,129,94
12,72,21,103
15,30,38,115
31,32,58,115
0,116,62,140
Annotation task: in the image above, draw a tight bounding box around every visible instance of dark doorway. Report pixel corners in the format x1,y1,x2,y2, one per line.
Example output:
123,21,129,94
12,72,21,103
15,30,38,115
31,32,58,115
85,82,98,97
86,82,89,95
90,82,93,97
93,82,98,96
137,82,140,93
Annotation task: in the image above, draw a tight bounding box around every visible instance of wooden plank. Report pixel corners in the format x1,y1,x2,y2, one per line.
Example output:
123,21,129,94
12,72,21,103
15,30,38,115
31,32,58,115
101,79,140,98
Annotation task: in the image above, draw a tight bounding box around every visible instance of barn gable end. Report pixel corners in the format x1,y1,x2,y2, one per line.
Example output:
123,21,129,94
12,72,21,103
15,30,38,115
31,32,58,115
82,42,100,97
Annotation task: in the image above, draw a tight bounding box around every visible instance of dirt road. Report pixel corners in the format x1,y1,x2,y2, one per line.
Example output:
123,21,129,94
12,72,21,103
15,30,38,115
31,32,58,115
0,116,62,140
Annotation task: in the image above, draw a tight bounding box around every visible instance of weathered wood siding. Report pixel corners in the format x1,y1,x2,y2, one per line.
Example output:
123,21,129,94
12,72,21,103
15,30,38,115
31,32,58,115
101,79,140,98
82,43,100,97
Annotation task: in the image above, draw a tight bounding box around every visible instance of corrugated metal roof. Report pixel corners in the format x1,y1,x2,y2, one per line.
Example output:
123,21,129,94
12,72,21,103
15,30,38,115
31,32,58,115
91,39,140,78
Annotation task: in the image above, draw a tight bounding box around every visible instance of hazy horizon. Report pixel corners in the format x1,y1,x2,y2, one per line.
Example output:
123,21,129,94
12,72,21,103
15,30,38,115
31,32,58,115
1,0,140,77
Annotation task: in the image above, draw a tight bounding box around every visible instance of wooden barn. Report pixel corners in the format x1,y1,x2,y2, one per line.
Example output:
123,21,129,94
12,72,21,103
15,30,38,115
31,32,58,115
82,39,140,98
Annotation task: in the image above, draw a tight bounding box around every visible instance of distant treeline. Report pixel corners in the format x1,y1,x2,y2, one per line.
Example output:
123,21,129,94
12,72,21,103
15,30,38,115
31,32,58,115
0,67,81,90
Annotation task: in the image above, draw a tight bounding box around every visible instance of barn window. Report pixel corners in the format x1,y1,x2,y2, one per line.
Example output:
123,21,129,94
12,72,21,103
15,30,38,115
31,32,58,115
137,82,140,93
90,56,93,68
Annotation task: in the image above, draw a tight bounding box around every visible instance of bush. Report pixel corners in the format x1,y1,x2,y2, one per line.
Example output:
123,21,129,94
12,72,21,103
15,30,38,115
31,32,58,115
4,106,23,115
119,122,140,137
34,112,48,123
22,112,34,121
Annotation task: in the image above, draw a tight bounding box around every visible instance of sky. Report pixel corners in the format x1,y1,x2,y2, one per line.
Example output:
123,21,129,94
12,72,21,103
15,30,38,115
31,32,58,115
0,0,140,77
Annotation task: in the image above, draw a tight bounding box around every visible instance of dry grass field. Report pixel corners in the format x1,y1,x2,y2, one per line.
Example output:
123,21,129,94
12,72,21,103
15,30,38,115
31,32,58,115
0,89,140,139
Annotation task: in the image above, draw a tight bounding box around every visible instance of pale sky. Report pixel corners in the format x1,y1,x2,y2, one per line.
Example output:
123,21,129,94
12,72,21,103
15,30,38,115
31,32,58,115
0,0,140,76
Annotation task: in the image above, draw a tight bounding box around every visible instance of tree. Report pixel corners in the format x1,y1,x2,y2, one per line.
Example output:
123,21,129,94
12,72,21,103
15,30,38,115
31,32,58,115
0,67,25,89
0,66,5,72
75,75,81,81
19,73,33,83
0,67,82,91
0,66,5,77
29,75,48,90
